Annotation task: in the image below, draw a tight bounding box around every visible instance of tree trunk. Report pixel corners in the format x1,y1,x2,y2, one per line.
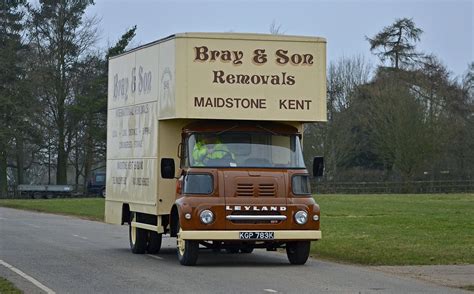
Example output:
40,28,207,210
0,149,8,198
16,135,25,184
83,122,93,196
74,132,81,191
57,141,68,184
56,117,68,184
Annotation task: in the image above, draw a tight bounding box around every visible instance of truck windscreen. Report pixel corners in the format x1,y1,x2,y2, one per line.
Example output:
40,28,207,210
187,133,306,168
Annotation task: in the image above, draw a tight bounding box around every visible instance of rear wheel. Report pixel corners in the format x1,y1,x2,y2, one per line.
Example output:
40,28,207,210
147,232,162,254
129,213,147,254
176,221,199,266
286,241,310,265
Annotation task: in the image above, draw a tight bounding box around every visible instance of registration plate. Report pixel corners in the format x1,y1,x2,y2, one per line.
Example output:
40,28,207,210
239,232,274,240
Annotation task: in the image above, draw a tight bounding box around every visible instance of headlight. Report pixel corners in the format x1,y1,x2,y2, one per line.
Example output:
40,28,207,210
200,210,214,224
294,211,308,225
292,175,311,195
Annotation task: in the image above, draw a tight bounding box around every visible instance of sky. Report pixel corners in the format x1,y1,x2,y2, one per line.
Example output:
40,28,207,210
86,0,473,78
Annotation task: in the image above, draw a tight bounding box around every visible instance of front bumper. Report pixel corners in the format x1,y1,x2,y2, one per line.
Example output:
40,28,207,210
179,230,321,240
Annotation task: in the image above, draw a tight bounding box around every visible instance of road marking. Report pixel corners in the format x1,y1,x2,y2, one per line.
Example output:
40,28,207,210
146,254,163,260
0,259,56,294
0,217,6,220
264,289,278,293
73,234,88,240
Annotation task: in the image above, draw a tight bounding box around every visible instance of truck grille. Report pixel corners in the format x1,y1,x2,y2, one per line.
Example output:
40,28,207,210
235,183,276,197
258,183,276,197
229,211,283,224
236,183,254,196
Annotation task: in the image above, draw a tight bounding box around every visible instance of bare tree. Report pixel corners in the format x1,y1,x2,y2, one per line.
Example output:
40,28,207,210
304,55,372,180
327,55,372,117
27,0,98,184
269,20,284,35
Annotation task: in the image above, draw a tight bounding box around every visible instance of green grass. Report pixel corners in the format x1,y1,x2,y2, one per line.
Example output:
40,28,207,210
0,198,104,221
1,194,473,266
460,285,474,291
312,193,474,265
0,277,22,294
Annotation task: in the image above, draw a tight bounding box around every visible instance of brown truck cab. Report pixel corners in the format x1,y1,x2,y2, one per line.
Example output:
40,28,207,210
105,33,326,266
161,121,323,265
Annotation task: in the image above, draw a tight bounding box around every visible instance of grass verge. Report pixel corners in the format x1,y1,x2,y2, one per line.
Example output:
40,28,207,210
460,285,474,291
312,193,474,265
0,198,104,221
0,277,22,294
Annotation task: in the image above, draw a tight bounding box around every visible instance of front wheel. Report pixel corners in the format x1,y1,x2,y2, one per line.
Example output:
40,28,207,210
176,222,199,266
129,213,147,254
286,241,310,265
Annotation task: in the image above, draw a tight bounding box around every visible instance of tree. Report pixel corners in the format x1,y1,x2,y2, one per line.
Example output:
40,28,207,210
70,26,136,193
303,55,372,180
365,69,431,181
27,0,97,184
366,18,423,69
0,0,28,196
269,20,284,35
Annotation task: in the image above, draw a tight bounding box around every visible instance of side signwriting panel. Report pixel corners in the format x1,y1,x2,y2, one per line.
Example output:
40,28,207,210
107,101,157,159
106,158,157,206
134,45,159,105
108,52,136,110
107,43,161,210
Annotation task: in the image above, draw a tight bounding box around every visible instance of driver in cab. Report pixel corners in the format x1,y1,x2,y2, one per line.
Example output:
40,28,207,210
192,135,235,166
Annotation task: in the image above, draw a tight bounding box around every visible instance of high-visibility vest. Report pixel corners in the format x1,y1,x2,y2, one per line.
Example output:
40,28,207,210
192,140,233,166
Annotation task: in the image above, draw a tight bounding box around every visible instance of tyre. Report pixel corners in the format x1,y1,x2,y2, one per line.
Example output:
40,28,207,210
129,213,147,254
100,188,106,198
147,232,162,254
176,221,199,266
286,241,310,265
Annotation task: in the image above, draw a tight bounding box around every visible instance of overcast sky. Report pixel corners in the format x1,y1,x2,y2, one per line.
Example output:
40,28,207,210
86,0,473,78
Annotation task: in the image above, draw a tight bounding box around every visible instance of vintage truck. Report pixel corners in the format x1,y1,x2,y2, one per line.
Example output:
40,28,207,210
105,33,326,265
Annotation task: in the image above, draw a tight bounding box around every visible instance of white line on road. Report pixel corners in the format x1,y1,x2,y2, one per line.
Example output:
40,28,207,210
263,289,278,293
147,254,163,260
72,234,88,240
0,259,56,294
0,217,6,220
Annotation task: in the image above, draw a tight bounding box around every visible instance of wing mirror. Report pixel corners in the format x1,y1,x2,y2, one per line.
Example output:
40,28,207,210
161,158,175,179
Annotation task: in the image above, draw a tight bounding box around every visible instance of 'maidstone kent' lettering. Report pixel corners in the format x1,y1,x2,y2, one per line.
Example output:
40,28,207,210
194,97,267,109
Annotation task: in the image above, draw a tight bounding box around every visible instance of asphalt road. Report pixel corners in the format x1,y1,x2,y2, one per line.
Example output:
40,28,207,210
0,207,468,294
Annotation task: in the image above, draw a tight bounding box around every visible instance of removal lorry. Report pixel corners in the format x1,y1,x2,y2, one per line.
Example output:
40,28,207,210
105,33,326,265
